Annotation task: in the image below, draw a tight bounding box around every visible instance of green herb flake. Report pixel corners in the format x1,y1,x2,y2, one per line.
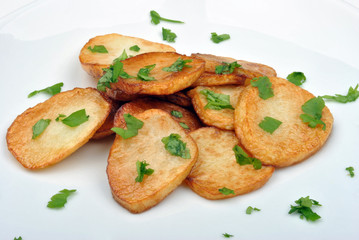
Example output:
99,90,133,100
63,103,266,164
289,196,321,222
200,89,234,110
161,133,190,159
246,206,261,215
87,45,108,53
287,72,306,86
150,10,184,25
32,119,51,139
233,145,262,170
113,49,129,62
28,82,64,98
321,84,359,103
162,58,192,72
55,114,66,122
137,64,156,81
111,113,144,139
162,27,177,43
218,187,235,195
222,233,234,238
14,237,22,240
129,45,140,52
47,189,76,209
259,116,282,134
250,76,274,100
135,160,154,182
211,32,230,43
60,109,89,127
346,166,355,177
300,97,326,130
215,61,241,74
171,110,183,118
179,122,189,129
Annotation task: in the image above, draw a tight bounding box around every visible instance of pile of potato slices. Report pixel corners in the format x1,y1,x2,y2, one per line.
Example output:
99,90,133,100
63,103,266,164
6,33,333,213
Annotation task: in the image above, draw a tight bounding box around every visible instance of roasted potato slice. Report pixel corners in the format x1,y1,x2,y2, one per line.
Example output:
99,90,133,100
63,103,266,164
110,52,205,95
79,33,176,78
191,53,277,87
234,77,334,167
156,91,192,107
188,85,244,130
105,88,144,102
113,98,202,133
107,109,198,213
186,127,274,200
6,88,111,169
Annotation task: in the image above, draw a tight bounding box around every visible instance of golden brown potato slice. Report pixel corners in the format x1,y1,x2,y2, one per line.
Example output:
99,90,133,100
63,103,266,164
156,91,192,107
79,33,176,78
234,77,334,167
191,53,277,87
110,52,205,95
105,88,144,101
186,127,274,200
7,88,111,169
113,98,202,133
107,109,198,213
188,85,244,130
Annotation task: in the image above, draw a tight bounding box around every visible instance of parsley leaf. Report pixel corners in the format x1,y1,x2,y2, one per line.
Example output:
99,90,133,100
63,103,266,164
233,145,262,170
161,133,190,159
321,84,359,103
150,10,184,25
162,58,192,72
87,45,108,53
222,233,234,238
300,97,326,130
346,166,355,177
246,206,261,214
218,187,235,195
47,189,76,209
289,196,321,222
129,45,140,52
111,113,144,139
113,49,129,62
162,27,177,42
60,109,89,127
137,64,156,81
171,110,183,118
250,76,274,100
55,114,66,122
32,119,51,139
211,32,230,43
179,122,189,129
14,237,22,240
28,82,64,98
259,116,282,134
287,72,306,86
135,160,154,182
215,61,241,74
200,89,234,110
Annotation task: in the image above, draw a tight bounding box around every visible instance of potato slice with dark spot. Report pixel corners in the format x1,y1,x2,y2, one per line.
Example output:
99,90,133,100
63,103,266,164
156,91,192,107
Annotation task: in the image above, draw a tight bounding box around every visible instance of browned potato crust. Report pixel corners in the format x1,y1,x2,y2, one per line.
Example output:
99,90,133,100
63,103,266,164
92,100,121,140
155,91,192,107
234,77,334,167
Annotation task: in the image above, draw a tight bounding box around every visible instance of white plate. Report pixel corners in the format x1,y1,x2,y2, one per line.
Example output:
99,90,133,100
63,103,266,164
1,1,359,239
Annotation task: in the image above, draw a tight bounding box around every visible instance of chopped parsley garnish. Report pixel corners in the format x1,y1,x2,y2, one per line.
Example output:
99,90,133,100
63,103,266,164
200,89,234,110
14,237,22,240
211,32,230,43
113,49,129,62
300,97,326,130
55,114,66,122
346,166,355,177
171,110,183,118
135,160,154,182
250,76,274,100
60,109,89,127
162,58,192,72
161,133,190,159
218,187,235,195
87,45,108,53
287,72,306,86
162,27,177,43
150,10,184,25
47,189,76,209
215,61,241,74
111,113,144,139
222,233,234,238
179,122,189,129
129,45,140,52
28,82,64,98
233,145,262,170
137,64,156,81
246,206,261,214
259,116,282,134
289,196,322,222
321,84,359,103
32,119,51,139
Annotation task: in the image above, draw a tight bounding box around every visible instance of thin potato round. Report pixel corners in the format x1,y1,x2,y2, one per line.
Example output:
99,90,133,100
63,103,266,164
105,88,144,101
110,52,205,95
79,33,176,78
156,91,192,107
7,88,111,169
234,77,334,167
186,127,274,200
188,85,244,130
107,109,198,213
